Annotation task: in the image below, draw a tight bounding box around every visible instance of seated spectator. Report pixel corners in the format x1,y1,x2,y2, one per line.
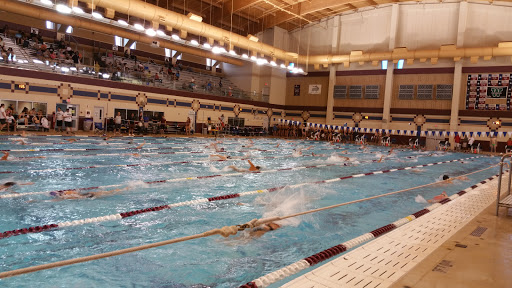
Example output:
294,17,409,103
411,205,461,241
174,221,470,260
0,37,4,50
7,47,14,63
41,116,49,132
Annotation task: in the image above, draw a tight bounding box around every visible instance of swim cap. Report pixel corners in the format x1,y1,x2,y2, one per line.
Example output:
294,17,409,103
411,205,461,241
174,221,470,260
4,182,16,187
442,175,450,180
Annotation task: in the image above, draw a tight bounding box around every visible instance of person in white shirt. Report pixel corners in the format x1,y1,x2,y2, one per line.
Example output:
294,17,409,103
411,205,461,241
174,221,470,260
63,108,73,134
114,112,122,134
6,109,15,132
0,104,6,132
468,135,475,147
55,107,64,132
41,116,49,132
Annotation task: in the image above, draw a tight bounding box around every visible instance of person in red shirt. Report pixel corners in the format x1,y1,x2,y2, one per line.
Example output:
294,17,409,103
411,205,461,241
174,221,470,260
454,134,461,150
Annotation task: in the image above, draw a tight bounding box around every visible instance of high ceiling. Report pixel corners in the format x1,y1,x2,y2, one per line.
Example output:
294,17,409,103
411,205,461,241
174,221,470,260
143,0,395,35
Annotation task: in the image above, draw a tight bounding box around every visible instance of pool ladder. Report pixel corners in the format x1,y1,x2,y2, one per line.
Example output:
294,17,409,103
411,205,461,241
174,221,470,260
496,154,512,215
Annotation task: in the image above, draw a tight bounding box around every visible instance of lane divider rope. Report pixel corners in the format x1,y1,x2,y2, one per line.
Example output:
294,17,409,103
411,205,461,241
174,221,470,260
240,165,503,288
0,156,479,238
0,156,377,199
0,161,498,280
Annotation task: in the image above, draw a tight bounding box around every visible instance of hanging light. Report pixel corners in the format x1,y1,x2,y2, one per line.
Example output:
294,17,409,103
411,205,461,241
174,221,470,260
203,43,211,49
229,50,237,56
91,12,103,19
171,34,181,40
280,63,286,68
145,29,156,36
72,6,84,14
117,19,129,26
55,4,72,14
133,24,145,31
156,30,166,36
40,0,53,6
190,39,199,46
242,54,249,59
270,61,277,66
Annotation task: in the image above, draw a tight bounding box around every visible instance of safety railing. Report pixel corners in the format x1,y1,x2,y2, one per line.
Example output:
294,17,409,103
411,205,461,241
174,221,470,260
496,153,512,215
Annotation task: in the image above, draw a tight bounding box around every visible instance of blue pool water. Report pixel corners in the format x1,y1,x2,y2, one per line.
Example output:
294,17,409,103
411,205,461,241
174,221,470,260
0,136,501,287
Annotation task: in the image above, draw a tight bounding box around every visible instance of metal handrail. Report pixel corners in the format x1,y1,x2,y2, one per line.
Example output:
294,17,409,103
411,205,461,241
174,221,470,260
495,153,512,215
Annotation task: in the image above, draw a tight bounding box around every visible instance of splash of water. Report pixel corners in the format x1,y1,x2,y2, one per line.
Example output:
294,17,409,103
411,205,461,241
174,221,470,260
415,195,428,203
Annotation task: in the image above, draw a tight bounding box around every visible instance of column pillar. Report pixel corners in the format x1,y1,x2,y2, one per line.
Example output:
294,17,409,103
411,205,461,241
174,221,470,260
449,1,468,149
449,62,463,148
326,16,340,125
326,65,336,124
382,3,399,129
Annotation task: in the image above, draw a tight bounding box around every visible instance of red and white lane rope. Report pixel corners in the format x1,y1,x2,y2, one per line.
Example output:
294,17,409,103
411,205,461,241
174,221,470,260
0,156,373,199
0,149,316,174
0,146,186,153
239,169,502,288
0,156,479,239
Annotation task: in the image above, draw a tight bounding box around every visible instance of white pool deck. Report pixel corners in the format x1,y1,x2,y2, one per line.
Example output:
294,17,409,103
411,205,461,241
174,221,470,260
282,171,508,288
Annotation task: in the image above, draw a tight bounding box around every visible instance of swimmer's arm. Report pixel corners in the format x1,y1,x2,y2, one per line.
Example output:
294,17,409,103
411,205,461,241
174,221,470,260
248,160,256,170
377,156,384,163
19,182,34,186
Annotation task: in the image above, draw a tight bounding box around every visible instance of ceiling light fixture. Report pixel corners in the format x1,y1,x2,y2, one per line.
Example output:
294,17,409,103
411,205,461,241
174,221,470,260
72,6,84,14
117,19,128,26
55,4,72,14
190,39,199,46
187,12,203,23
171,34,180,40
91,12,103,19
134,23,145,31
145,29,156,36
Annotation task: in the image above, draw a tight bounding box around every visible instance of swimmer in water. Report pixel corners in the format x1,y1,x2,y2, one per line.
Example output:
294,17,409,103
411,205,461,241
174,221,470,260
59,139,78,144
50,187,126,200
1,152,46,161
228,160,260,172
0,181,35,193
12,139,27,145
136,141,146,149
248,222,281,238
210,154,231,161
428,191,448,203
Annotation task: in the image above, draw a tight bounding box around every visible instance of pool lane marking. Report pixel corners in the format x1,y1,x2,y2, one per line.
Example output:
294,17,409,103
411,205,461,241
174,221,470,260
0,156,480,239
0,151,320,174
0,156,386,198
0,146,187,153
240,167,504,288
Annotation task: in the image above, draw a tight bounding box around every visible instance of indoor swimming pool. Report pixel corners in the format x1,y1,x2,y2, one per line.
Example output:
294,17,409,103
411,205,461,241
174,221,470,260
0,136,501,287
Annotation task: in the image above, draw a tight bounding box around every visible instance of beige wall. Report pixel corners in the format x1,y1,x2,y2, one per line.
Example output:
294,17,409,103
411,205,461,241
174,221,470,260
334,75,386,108
285,76,329,106
0,75,269,127
392,74,453,109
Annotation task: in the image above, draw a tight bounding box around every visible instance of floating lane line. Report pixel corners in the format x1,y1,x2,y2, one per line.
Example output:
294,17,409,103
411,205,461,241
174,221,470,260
239,169,503,288
0,146,186,153
0,156,479,239
0,156,381,199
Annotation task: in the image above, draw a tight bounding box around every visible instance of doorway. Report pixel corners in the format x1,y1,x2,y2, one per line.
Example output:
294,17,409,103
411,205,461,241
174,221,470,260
56,103,80,131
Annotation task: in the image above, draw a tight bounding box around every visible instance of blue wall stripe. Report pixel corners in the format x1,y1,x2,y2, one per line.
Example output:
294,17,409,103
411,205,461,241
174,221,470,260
310,114,325,118
287,113,301,117
176,101,191,107
147,98,166,105
0,83,10,90
426,118,450,124
73,90,97,98
367,116,383,121
29,86,58,94
100,93,108,99
392,117,414,122
111,94,136,101
335,115,353,119
221,106,233,111
460,120,487,125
